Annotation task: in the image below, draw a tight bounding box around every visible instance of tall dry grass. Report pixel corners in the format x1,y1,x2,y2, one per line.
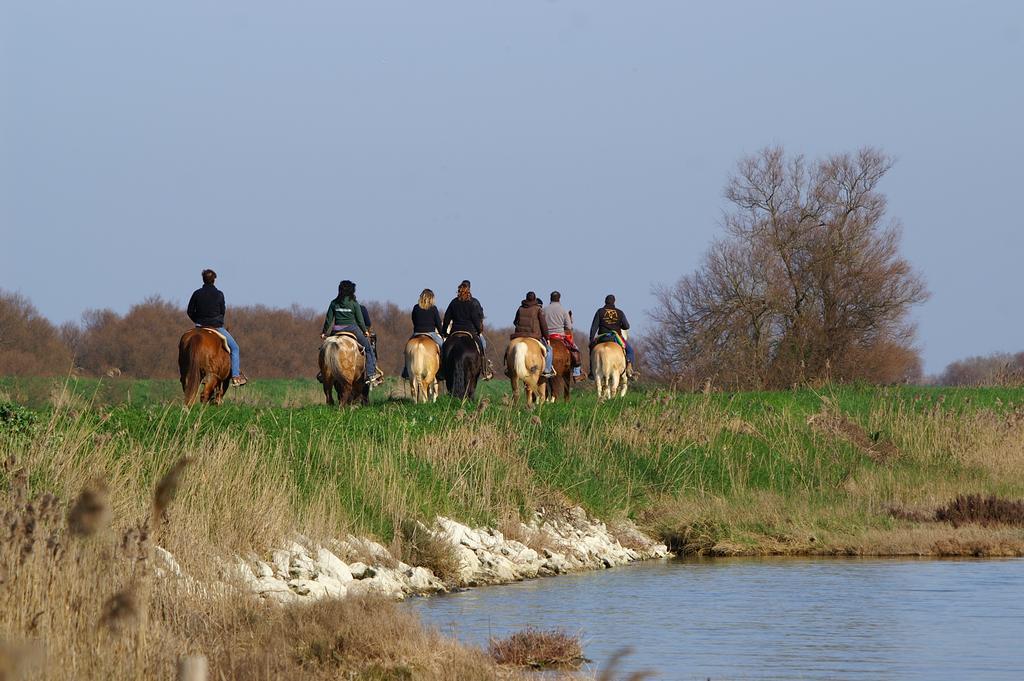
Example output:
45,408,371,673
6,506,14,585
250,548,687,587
0,417,519,680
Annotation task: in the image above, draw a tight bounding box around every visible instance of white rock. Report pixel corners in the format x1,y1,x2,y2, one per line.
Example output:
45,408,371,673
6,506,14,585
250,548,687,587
403,566,444,592
349,562,374,579
288,578,329,599
253,576,291,594
285,540,309,556
314,574,349,599
230,558,259,587
316,548,353,583
254,560,275,579
271,550,291,578
290,552,317,580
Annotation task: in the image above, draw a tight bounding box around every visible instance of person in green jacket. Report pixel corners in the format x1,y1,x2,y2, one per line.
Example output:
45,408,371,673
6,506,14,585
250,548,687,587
320,280,383,385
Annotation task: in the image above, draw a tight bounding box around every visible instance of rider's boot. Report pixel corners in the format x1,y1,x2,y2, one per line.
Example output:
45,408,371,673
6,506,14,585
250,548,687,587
231,373,249,387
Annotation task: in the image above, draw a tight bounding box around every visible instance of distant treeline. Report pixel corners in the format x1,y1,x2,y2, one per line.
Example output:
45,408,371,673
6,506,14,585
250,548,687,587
0,290,592,380
4,288,1017,387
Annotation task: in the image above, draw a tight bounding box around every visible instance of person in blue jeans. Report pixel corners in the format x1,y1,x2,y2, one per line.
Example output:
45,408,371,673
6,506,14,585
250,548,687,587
187,269,247,386
320,280,382,385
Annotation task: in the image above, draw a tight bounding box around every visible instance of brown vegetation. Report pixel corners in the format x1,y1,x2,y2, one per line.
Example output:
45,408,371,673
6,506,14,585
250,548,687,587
937,351,1024,386
488,627,584,670
0,291,73,376
647,146,927,389
935,495,1024,528
0,441,513,680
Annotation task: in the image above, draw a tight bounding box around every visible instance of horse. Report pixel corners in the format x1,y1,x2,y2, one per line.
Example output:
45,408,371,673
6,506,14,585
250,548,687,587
592,339,628,400
546,338,573,402
178,328,231,406
319,334,369,407
505,337,547,405
405,335,441,404
442,332,483,400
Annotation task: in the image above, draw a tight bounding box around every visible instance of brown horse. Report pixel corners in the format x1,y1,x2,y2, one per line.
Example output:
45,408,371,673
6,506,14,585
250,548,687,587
178,328,231,406
505,337,547,405
319,334,369,407
405,335,441,403
546,339,573,402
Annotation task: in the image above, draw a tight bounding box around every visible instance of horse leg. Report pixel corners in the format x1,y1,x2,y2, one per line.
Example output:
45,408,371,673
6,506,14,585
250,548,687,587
620,372,629,398
429,379,438,403
323,376,335,405
608,371,620,399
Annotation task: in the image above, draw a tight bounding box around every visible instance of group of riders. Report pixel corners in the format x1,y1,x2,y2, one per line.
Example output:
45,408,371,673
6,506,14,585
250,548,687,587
187,270,636,389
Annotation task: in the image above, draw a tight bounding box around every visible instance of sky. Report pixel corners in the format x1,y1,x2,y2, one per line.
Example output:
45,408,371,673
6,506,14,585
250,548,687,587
2,1,1022,374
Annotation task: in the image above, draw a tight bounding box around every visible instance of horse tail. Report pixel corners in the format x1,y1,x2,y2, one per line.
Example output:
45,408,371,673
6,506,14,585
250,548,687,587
451,350,468,398
323,340,345,385
512,341,529,379
182,334,204,406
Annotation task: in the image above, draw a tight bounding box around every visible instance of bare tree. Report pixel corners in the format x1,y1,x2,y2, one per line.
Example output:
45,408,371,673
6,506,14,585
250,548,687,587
649,147,928,389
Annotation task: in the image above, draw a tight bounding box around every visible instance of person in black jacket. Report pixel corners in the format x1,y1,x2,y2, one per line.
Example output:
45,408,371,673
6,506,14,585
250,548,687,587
442,280,494,379
589,294,635,377
186,269,247,386
401,288,446,380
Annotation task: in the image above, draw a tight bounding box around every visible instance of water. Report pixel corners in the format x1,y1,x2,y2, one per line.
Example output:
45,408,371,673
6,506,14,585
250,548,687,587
409,558,1024,680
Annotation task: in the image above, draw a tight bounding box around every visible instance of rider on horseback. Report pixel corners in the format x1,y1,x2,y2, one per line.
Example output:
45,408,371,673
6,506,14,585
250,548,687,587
442,280,494,380
545,291,582,380
320,280,383,387
187,269,247,387
401,288,445,381
510,292,556,378
589,294,636,378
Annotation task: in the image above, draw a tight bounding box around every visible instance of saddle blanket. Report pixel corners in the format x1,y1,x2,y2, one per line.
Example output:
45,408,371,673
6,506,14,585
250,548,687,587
592,332,625,349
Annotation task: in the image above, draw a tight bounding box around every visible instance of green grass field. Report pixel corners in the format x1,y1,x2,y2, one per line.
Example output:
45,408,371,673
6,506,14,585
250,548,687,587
3,375,1024,556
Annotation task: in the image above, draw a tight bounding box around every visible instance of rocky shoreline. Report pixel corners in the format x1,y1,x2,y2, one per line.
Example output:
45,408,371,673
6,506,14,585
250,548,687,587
227,507,669,603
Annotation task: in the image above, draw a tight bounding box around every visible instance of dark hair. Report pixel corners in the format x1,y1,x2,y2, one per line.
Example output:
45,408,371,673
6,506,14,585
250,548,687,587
605,294,616,306
460,279,471,288
338,280,356,300
457,281,471,301
550,291,561,302
202,269,216,285
525,291,537,303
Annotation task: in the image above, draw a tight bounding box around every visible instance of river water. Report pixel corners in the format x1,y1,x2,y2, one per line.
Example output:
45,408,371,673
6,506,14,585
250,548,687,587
409,557,1024,680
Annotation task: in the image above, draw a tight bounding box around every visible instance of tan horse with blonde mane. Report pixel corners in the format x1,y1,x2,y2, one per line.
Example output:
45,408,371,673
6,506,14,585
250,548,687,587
319,334,369,406
405,335,441,403
505,337,548,405
592,335,628,400
178,328,232,406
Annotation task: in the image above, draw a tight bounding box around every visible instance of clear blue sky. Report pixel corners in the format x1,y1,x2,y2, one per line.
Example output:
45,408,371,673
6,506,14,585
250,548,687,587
2,1,1022,373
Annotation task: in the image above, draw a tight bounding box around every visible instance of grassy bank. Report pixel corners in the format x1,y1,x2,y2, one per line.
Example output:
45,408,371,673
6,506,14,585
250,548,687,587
3,376,1024,679
3,376,1023,557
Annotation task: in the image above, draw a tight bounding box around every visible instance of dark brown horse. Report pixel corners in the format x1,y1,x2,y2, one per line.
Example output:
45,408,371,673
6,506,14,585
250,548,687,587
178,328,231,406
442,332,483,400
547,339,573,402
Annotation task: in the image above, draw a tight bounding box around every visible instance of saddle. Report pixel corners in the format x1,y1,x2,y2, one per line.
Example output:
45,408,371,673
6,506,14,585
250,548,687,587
448,330,483,355
197,327,231,354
